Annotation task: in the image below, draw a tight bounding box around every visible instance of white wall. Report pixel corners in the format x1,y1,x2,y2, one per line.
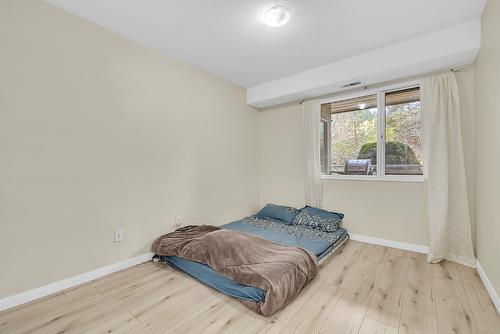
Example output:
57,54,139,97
474,0,500,299
0,0,260,299
259,68,476,247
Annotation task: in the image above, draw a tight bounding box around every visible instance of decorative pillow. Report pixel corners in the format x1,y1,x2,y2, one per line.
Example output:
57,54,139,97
255,204,300,225
292,206,344,233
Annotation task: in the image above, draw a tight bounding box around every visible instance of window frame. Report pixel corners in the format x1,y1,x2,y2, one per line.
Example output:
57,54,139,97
319,118,329,175
319,79,424,183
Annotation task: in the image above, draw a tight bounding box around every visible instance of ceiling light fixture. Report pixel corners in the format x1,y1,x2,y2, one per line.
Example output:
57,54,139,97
262,5,290,27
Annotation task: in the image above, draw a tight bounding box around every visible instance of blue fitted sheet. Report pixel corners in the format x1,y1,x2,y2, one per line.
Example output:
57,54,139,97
163,256,267,301
223,220,347,260
160,220,348,302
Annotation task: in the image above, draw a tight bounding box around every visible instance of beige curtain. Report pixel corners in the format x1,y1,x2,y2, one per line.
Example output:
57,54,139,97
303,100,323,208
422,72,475,267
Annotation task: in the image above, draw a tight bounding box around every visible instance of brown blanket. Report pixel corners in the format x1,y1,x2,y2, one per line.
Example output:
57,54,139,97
152,225,318,316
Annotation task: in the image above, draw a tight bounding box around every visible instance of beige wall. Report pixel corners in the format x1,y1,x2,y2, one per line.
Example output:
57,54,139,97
0,0,260,299
474,0,500,298
0,0,491,303
259,67,476,247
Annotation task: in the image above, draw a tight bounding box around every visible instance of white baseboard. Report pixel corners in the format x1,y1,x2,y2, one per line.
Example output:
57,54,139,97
349,233,430,254
0,252,154,312
476,260,500,314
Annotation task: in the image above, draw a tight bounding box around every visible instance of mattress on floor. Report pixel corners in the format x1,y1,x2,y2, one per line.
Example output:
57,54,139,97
160,219,349,302
223,219,347,260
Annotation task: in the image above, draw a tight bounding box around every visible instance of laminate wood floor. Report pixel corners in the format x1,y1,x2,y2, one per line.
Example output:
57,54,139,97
1,240,499,334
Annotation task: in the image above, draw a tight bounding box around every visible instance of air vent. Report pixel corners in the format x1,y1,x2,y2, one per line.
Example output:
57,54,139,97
340,81,363,88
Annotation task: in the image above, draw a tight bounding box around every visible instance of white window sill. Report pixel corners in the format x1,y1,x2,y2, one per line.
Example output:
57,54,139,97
320,175,424,183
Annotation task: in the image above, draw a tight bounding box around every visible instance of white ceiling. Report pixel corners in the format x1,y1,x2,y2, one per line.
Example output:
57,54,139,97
46,0,486,88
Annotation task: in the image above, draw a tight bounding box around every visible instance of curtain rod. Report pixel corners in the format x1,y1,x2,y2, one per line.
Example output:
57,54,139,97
298,67,466,104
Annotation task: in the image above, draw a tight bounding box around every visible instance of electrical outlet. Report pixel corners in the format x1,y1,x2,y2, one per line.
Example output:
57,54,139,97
114,229,123,242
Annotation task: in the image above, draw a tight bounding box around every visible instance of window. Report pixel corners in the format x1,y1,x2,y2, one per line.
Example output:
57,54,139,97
320,84,423,181
385,88,422,175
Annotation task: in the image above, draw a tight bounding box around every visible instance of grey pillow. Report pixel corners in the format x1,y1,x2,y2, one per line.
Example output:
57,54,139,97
293,206,343,233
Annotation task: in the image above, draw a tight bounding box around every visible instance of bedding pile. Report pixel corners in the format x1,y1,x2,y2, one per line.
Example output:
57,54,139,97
152,225,318,316
152,204,348,316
